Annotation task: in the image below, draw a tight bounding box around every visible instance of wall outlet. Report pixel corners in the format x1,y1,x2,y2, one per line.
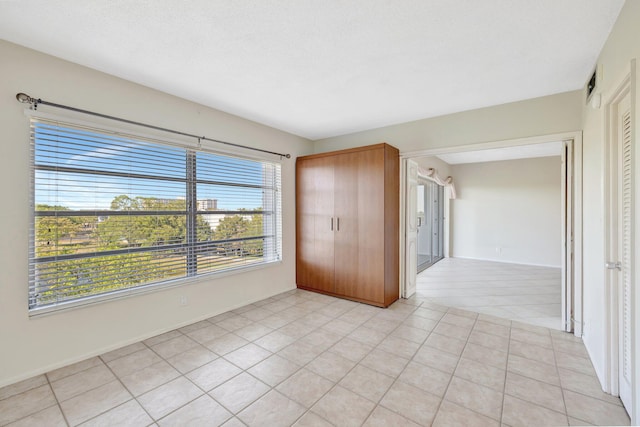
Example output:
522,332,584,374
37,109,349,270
496,247,502,254
179,295,188,306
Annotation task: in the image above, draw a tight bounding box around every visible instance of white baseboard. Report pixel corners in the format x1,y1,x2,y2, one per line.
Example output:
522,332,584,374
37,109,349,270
451,255,561,269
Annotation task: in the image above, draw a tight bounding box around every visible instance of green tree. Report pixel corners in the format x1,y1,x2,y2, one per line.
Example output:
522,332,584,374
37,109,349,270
110,195,143,211
212,209,264,256
36,252,171,304
242,212,264,256
96,196,191,248
34,195,216,306
35,204,88,257
213,215,250,240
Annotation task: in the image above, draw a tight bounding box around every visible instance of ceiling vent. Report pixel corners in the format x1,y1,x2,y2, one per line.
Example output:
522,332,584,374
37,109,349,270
586,64,600,103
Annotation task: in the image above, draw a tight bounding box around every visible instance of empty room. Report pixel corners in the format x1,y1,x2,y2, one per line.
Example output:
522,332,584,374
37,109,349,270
0,1,638,426
414,149,566,330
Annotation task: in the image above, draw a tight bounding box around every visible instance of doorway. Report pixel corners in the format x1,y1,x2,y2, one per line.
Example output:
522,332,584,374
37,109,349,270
400,132,583,335
417,179,445,272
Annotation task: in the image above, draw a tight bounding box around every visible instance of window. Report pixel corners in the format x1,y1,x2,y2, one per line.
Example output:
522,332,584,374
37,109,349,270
29,118,282,311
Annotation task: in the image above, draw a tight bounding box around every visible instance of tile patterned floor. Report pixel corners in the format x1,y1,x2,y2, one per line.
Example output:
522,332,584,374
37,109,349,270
417,258,563,330
0,289,629,426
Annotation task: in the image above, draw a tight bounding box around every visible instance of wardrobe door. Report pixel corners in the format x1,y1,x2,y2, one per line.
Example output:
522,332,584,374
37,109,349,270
356,147,386,303
334,148,385,304
333,151,359,297
296,156,335,292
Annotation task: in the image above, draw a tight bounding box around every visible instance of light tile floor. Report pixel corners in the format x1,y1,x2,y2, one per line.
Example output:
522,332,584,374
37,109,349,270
0,289,629,426
417,258,563,330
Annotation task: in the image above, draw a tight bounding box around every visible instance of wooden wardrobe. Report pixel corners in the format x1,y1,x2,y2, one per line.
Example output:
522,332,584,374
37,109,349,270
296,143,399,307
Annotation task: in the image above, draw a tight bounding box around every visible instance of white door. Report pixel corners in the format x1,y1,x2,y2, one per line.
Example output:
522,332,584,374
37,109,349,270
404,159,418,298
616,93,633,411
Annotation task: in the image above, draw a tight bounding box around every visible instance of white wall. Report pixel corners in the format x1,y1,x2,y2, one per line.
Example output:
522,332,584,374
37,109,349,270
313,91,582,154
0,40,312,387
450,157,562,267
579,0,640,406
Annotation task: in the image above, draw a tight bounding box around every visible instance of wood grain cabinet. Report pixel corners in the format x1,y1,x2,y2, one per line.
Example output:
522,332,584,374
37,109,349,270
296,143,399,307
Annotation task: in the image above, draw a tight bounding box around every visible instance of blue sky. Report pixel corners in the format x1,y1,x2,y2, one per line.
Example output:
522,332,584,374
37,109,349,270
34,123,269,211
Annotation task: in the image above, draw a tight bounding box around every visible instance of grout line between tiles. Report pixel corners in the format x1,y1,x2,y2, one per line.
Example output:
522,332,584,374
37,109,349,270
4,286,629,427
46,376,70,427
299,309,388,425
500,319,512,426
431,308,498,424
99,353,156,426
550,336,572,426
355,306,425,425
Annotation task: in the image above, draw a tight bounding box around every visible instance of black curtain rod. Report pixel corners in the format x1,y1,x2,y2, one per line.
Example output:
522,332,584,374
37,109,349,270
15,93,291,159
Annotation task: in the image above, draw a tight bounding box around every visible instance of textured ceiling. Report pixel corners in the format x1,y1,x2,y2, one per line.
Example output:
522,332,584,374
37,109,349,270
0,1,625,140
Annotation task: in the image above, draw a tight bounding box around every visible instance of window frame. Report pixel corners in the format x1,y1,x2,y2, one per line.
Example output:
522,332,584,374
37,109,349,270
28,116,283,315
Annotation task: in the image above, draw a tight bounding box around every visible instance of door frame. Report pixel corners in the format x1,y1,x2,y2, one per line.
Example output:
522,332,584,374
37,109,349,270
561,139,576,335
603,60,636,420
399,130,583,335
401,159,418,298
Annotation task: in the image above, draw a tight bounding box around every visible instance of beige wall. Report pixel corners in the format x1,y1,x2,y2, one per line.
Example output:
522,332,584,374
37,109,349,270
450,157,562,267
0,40,312,387
313,91,582,154
579,0,640,393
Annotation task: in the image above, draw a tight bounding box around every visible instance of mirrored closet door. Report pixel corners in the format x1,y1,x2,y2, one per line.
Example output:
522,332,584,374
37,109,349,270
417,179,444,273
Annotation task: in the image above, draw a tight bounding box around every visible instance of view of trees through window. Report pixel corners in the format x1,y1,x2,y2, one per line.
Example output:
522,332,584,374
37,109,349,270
30,120,281,309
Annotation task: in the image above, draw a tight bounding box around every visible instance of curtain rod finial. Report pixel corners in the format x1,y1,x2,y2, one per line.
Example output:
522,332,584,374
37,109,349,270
16,93,39,109
16,93,32,103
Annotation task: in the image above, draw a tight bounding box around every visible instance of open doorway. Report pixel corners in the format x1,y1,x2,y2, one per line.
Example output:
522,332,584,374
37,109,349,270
400,132,583,335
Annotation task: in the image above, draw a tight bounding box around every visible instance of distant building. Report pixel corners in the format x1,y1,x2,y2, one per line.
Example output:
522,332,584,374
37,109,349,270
197,199,218,211
200,213,226,230
201,213,253,231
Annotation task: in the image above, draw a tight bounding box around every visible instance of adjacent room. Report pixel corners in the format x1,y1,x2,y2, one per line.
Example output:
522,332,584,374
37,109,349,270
0,1,638,426
413,147,566,330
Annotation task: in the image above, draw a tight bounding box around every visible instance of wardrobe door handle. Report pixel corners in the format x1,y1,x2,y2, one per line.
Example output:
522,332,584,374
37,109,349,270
331,217,334,231
337,218,340,231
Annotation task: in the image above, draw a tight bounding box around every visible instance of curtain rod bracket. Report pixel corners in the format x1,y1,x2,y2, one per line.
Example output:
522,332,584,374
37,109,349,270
15,92,291,159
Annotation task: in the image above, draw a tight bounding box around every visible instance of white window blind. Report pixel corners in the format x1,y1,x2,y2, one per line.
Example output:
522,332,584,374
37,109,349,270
29,118,282,311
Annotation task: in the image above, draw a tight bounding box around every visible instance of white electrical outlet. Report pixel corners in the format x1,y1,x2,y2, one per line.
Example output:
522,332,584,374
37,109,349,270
179,295,188,306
